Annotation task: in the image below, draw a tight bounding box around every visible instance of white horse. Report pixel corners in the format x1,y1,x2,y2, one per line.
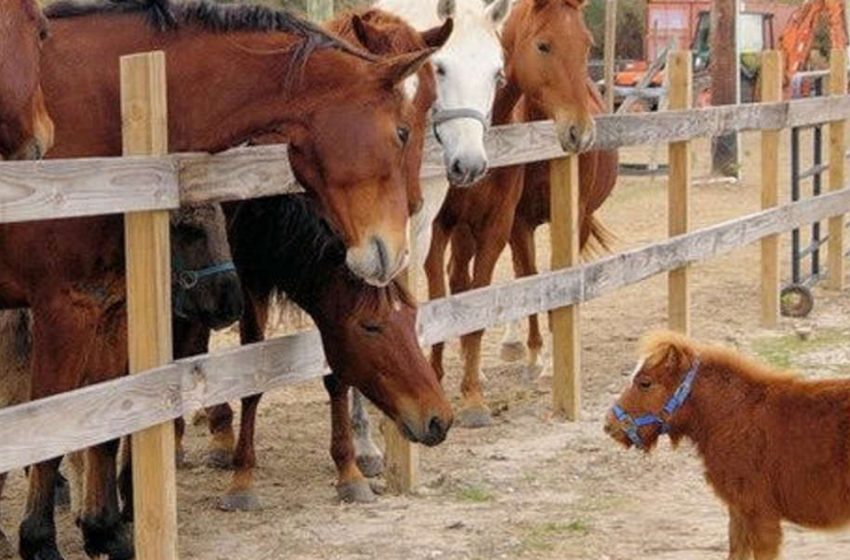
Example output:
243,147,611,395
349,0,513,480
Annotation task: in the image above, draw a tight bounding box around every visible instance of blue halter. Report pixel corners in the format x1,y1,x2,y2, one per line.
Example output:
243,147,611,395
611,358,700,449
171,258,237,319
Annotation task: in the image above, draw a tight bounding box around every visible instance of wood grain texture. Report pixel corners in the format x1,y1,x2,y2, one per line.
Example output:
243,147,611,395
828,49,847,290
549,156,581,420
121,52,178,560
3,187,850,471
667,51,691,334
603,0,618,113
760,51,782,327
4,96,850,223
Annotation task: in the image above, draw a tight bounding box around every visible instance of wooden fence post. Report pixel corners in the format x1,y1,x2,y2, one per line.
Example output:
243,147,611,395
550,155,580,420
306,0,333,22
667,51,692,334
603,0,618,113
121,52,178,560
760,50,782,327
382,264,419,494
828,47,847,290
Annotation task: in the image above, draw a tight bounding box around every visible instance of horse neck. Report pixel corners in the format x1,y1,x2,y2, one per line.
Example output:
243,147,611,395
492,79,522,125
43,15,363,156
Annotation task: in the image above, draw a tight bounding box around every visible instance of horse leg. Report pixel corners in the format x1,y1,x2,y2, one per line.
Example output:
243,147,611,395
205,403,236,469
350,389,383,478
499,320,526,362
748,516,781,560
20,296,100,560
220,290,268,512
0,472,12,559
727,507,753,560
425,221,452,382
326,377,376,503
79,439,132,560
116,438,132,522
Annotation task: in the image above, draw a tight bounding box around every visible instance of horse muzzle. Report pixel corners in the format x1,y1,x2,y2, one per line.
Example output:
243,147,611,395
399,411,453,447
555,117,595,153
345,235,409,287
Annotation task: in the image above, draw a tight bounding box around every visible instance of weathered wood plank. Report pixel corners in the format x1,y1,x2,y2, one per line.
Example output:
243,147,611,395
3,187,850,471
760,51,782,327
828,49,847,290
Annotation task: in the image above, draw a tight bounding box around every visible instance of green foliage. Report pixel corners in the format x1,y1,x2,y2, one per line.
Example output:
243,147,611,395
585,0,646,60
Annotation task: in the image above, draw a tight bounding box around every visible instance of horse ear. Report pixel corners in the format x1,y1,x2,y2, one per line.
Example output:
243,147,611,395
351,14,382,52
377,48,437,87
640,331,695,376
486,0,512,26
437,0,455,20
533,0,549,9
420,18,454,50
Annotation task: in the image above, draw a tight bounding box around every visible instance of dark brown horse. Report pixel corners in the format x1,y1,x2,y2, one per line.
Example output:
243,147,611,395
0,0,54,160
194,8,453,508
3,1,434,557
425,0,615,427
606,331,850,560
0,203,237,558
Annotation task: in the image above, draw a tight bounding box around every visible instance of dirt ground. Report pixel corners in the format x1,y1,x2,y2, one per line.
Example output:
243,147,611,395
5,131,850,559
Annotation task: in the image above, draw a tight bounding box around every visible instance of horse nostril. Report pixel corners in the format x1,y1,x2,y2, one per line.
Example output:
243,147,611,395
569,125,580,147
451,158,464,178
425,415,449,445
372,237,390,279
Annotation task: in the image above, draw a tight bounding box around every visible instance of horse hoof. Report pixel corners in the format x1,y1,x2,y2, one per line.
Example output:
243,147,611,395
80,516,133,560
175,448,193,469
500,341,526,362
456,404,492,428
218,491,262,512
19,517,63,560
205,448,233,470
355,454,384,478
0,531,14,560
31,551,64,560
337,479,377,504
536,370,553,393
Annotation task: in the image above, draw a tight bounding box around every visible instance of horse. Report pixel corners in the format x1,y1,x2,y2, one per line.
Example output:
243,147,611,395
0,0,54,160
498,0,619,381
0,203,237,558
344,0,512,477
5,1,434,557
187,8,455,509
425,0,615,428
606,331,850,560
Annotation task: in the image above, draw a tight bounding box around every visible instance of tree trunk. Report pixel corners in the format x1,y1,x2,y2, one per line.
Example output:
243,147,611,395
710,0,740,177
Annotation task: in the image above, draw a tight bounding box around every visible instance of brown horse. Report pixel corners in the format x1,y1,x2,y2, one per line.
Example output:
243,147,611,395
0,0,54,159
425,0,614,427
606,331,850,560
0,203,236,558
194,9,453,508
4,1,433,558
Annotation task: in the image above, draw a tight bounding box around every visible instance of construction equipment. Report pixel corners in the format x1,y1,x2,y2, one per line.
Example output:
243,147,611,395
779,0,847,84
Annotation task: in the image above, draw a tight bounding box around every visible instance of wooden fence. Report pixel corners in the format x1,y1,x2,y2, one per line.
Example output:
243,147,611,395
1,48,849,558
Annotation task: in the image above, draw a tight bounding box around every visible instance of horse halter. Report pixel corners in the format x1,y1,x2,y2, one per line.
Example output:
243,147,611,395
610,358,700,450
431,107,490,145
171,257,237,319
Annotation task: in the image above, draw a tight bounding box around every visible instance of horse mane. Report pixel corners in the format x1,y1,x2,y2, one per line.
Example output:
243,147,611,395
329,8,426,54
44,0,373,71
640,330,796,387
230,195,414,315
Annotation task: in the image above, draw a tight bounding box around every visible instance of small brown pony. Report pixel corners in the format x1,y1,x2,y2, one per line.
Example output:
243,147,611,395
425,0,616,427
606,331,850,560
3,1,433,558
193,8,453,509
0,0,54,159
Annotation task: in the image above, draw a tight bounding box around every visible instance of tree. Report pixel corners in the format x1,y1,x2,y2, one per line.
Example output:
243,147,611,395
710,0,740,177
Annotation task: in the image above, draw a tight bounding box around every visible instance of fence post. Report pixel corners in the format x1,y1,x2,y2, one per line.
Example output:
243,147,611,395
382,265,419,494
828,47,847,290
667,50,692,334
550,155,580,420
760,50,782,327
121,52,178,560
603,0,618,113
306,0,333,22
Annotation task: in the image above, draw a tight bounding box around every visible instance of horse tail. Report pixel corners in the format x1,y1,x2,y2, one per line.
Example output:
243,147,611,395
581,215,617,260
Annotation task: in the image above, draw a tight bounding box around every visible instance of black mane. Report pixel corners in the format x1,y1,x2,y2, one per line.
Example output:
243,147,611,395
45,0,372,67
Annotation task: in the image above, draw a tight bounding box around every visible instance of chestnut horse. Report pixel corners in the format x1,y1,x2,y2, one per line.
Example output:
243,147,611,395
606,331,850,560
425,0,615,427
0,203,237,558
190,9,453,508
3,1,433,558
0,0,54,159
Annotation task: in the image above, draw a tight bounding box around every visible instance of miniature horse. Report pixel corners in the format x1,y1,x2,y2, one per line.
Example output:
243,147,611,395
0,204,237,558
201,8,453,483
425,0,613,427
5,1,433,558
179,195,453,509
0,0,54,159
607,331,850,560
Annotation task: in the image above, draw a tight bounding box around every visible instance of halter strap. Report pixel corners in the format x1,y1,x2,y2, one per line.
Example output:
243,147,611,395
171,259,237,319
610,358,700,449
431,107,490,144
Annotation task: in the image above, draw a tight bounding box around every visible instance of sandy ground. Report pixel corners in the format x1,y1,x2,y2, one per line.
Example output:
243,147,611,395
4,130,850,559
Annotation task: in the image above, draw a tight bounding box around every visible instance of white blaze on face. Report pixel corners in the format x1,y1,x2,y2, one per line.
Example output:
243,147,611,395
630,358,646,381
403,74,420,103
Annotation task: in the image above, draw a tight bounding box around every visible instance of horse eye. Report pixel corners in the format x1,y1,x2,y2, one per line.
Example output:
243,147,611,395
537,41,551,54
495,70,506,87
396,126,410,146
39,27,49,42
637,378,652,391
434,62,446,77
360,321,383,336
